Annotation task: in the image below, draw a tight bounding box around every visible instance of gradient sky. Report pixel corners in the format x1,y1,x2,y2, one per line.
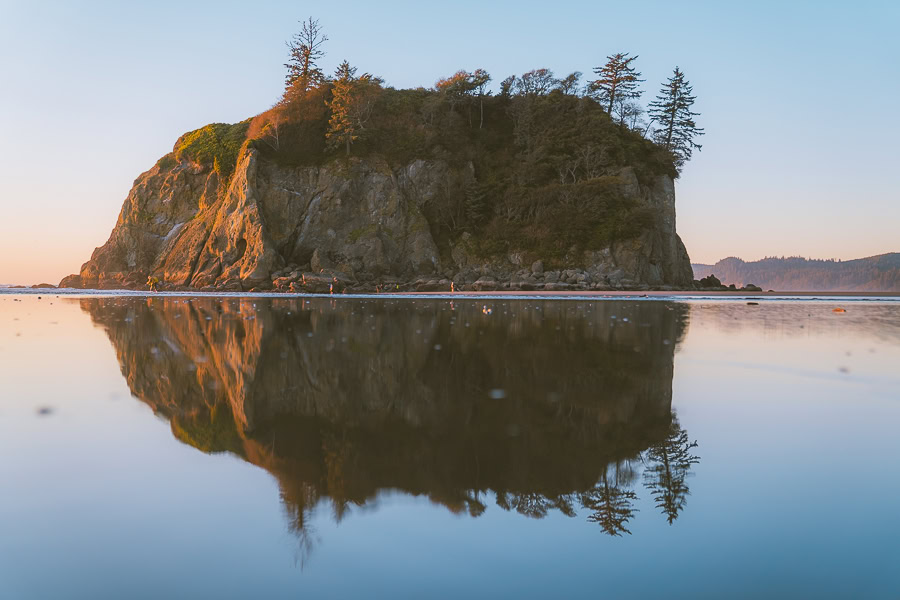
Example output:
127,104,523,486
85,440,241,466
1,0,897,284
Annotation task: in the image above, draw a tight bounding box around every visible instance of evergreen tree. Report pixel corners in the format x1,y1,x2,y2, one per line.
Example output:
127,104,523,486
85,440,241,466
285,17,328,91
648,67,704,169
589,53,644,114
326,61,382,156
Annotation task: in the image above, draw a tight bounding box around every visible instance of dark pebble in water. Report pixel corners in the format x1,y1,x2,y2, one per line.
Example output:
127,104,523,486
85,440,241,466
36,406,54,416
747,302,759,306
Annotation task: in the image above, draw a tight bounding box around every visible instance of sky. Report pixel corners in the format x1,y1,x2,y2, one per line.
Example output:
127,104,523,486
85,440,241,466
0,0,898,284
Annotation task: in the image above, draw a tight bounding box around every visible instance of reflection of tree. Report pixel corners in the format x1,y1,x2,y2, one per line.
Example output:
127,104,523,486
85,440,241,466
321,430,352,522
463,491,487,517
552,494,578,518
581,469,639,536
642,418,699,524
496,491,579,519
282,484,321,569
499,492,555,519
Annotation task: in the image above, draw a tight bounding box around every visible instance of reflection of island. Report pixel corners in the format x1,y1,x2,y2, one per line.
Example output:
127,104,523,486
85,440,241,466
82,297,698,545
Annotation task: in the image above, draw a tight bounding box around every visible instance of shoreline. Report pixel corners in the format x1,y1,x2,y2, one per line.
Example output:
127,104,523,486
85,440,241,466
400,290,900,298
2,287,898,302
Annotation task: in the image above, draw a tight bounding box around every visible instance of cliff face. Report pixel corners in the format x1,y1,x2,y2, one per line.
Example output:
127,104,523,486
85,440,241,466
62,146,692,291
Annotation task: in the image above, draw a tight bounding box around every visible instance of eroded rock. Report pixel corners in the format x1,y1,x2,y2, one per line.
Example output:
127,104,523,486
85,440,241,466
63,146,694,292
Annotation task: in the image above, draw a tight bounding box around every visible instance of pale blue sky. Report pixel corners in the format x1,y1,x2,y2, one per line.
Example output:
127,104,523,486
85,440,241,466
1,0,897,283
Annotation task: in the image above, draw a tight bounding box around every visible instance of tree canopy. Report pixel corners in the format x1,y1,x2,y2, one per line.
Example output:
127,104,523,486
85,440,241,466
284,16,328,92
648,67,704,169
279,22,704,171
237,22,709,263
326,61,383,155
590,53,644,115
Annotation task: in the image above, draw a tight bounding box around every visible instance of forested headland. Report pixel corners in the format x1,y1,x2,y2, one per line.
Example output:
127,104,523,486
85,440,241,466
692,254,900,292
61,17,704,292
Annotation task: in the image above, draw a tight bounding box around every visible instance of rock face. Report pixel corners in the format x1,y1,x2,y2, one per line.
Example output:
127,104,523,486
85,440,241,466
63,146,694,291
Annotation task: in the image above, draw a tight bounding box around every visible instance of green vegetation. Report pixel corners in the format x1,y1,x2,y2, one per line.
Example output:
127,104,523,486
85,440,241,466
347,223,377,243
169,19,704,263
648,67,704,168
589,52,644,116
242,80,675,262
173,120,250,179
284,16,328,90
326,61,383,156
156,152,176,171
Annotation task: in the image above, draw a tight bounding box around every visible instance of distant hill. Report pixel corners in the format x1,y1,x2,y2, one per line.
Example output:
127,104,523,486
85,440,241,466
692,254,900,292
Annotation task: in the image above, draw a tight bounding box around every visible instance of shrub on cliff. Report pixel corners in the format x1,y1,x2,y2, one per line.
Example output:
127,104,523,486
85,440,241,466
247,87,329,166
174,120,250,178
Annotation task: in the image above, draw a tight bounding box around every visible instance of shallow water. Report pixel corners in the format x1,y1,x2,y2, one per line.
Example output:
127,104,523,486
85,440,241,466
1,294,898,599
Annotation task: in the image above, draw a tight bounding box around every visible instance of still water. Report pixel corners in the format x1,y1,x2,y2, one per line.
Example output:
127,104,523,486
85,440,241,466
1,294,898,599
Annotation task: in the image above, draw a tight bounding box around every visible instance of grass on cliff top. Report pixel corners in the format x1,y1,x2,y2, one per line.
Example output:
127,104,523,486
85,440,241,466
173,120,251,179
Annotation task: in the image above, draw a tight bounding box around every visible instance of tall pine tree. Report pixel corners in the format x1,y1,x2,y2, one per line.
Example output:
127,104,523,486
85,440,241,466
648,67,704,170
285,17,328,91
590,53,644,115
326,61,382,156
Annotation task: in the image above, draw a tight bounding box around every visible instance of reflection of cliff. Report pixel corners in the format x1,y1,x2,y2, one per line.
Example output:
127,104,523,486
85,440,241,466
83,297,695,539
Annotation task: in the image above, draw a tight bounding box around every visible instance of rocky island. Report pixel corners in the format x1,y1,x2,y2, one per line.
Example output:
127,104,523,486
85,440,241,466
61,43,700,293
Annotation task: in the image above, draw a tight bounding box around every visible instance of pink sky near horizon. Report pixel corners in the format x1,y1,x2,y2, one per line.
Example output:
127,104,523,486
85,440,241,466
1,1,898,285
